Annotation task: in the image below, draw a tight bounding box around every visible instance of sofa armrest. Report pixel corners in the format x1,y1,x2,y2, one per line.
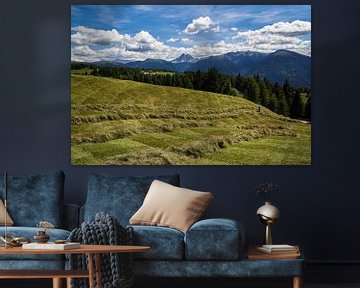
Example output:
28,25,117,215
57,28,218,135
63,204,80,231
184,218,245,260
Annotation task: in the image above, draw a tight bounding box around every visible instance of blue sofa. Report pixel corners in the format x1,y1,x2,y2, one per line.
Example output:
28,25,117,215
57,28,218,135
0,171,78,270
81,173,304,283
0,171,303,287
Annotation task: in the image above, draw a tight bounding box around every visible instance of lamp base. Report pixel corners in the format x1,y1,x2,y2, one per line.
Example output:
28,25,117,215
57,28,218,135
265,223,272,245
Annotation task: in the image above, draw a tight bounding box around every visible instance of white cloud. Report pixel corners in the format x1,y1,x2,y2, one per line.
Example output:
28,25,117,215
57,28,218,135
231,20,311,56
167,38,179,43
71,26,168,53
211,26,221,33
189,33,311,59
71,26,193,62
263,20,311,36
181,38,192,44
233,20,311,39
183,16,218,34
72,45,97,57
71,26,128,46
71,18,311,63
132,30,165,52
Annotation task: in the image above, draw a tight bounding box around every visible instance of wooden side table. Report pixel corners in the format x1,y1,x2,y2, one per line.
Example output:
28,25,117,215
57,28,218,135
0,244,150,288
247,245,303,288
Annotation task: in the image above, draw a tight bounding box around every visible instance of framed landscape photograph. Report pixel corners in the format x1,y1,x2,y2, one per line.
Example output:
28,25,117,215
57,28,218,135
71,5,311,165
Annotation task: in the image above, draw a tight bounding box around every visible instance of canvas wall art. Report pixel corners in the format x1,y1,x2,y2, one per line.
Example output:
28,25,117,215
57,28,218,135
71,5,311,165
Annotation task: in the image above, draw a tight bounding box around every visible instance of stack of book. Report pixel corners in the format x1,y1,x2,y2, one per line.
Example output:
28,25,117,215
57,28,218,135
248,244,300,259
257,244,299,254
22,242,80,250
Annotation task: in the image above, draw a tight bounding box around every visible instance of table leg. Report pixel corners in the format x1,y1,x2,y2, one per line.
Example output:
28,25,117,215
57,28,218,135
293,276,302,288
95,253,102,288
53,278,62,288
88,253,95,288
66,277,72,288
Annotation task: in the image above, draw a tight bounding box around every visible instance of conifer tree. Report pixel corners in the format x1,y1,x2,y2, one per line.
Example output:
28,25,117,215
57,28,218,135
268,94,279,113
203,68,221,92
278,93,289,117
246,77,260,104
305,95,311,120
291,91,305,119
234,74,244,92
183,75,193,89
220,79,232,95
259,80,270,107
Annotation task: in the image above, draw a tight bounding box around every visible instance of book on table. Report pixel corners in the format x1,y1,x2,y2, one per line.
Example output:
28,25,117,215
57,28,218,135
248,245,300,260
257,244,299,254
22,242,80,250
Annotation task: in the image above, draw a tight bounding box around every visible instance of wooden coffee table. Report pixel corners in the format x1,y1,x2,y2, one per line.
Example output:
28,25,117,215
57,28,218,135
0,244,150,288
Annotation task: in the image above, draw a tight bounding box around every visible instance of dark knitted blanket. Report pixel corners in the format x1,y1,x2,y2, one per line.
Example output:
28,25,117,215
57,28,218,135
68,212,134,288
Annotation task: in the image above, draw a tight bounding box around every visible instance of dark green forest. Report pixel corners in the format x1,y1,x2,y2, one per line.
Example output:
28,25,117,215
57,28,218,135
71,62,311,120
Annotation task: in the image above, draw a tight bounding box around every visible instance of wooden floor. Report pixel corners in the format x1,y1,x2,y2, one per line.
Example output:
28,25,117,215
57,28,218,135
1,279,360,288
306,285,360,288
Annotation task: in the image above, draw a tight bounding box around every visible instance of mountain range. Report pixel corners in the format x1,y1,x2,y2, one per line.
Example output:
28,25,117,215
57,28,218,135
95,50,311,88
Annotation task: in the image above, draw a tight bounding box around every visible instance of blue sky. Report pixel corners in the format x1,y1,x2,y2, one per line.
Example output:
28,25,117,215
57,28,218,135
71,5,311,62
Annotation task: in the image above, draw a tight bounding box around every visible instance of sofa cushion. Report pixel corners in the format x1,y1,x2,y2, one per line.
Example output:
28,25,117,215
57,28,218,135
0,171,64,227
130,225,184,260
0,199,14,226
185,218,245,260
0,227,70,261
130,180,213,233
84,174,180,225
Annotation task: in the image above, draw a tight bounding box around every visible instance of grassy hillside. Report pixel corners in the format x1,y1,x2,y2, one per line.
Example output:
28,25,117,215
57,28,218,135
71,74,311,165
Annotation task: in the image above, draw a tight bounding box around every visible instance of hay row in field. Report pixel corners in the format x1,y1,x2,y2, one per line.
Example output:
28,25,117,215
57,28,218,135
169,125,297,158
71,110,259,124
71,119,215,145
100,126,298,165
72,103,257,114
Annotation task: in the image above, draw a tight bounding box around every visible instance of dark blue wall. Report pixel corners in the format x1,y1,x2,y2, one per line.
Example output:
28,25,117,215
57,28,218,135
0,0,359,263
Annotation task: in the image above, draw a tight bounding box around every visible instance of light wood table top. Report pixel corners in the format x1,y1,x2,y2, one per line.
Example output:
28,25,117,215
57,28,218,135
0,244,150,255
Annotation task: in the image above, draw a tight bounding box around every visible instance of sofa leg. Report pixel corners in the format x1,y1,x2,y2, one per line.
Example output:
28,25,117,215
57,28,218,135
53,278,62,288
293,276,302,288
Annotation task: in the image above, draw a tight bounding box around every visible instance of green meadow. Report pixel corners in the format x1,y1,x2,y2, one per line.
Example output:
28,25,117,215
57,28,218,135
71,74,311,165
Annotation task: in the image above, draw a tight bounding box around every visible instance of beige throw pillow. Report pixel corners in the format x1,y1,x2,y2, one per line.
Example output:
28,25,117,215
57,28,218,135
0,199,14,226
130,180,213,233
